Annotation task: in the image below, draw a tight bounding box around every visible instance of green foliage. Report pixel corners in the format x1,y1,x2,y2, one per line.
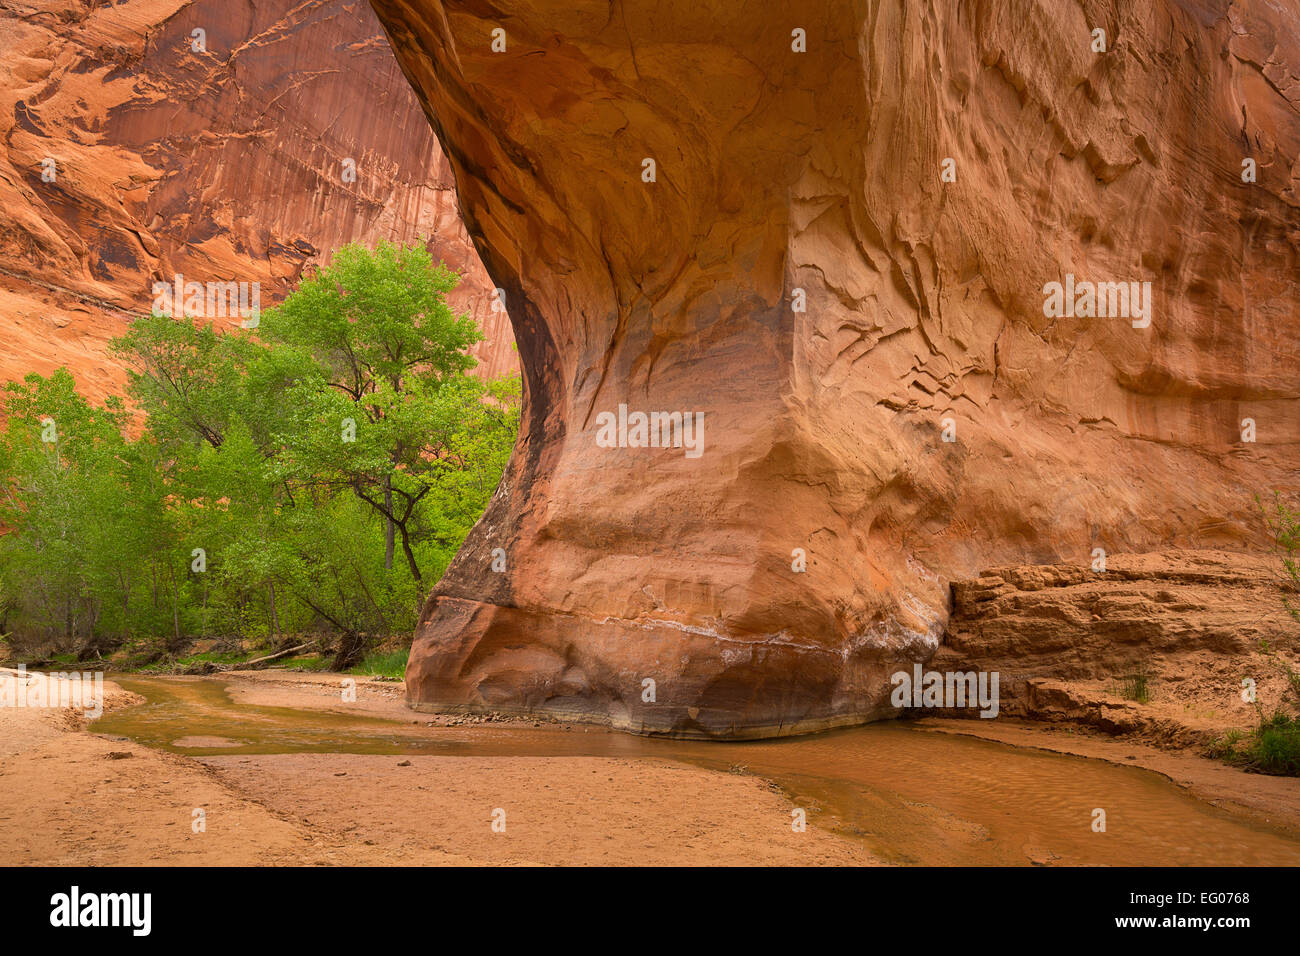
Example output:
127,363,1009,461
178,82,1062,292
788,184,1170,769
1258,492,1300,623
258,241,494,591
1209,711,1300,776
0,242,517,669
0,370,152,658
351,647,410,680
1114,661,1151,704
262,241,480,388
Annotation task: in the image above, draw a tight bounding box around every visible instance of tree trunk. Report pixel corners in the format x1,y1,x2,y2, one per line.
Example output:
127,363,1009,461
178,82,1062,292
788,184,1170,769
383,476,395,571
77,599,103,662
268,579,285,648
118,568,131,644
241,642,311,669
166,564,182,651
397,522,423,593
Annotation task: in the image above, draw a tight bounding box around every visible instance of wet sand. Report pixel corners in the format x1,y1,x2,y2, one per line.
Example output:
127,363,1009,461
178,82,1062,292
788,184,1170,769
915,717,1300,839
198,752,869,866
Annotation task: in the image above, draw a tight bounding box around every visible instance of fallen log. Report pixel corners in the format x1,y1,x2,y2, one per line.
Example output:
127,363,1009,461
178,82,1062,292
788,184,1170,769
226,642,313,671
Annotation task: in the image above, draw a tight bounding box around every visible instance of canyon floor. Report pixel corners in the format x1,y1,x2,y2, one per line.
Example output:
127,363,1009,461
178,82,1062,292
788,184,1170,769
0,670,872,866
3,668,1298,866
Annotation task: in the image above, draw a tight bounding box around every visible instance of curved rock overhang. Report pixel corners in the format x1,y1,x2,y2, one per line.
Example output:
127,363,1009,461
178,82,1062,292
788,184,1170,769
371,0,1300,738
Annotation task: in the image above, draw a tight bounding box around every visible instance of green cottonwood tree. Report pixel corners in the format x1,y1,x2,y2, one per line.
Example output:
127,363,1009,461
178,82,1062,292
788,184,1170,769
260,240,493,592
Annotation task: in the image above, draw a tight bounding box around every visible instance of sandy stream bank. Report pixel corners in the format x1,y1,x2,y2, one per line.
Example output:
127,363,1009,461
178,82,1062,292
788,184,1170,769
3,668,1298,865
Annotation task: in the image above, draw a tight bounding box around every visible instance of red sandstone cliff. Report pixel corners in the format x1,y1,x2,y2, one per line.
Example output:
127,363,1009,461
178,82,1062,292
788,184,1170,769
372,0,1300,736
0,0,513,401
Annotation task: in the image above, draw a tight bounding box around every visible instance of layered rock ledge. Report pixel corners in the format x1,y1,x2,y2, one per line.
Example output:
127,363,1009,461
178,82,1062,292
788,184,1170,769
933,550,1299,746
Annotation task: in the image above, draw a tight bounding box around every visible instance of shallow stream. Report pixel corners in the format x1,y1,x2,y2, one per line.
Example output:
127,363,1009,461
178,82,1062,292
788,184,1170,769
94,676,1300,865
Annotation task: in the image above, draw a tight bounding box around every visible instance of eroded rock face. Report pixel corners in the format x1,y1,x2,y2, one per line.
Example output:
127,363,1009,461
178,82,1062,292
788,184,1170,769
0,0,512,401
374,0,1300,736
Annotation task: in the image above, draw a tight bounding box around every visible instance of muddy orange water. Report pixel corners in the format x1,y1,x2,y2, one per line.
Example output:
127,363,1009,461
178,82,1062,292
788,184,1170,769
95,676,1300,866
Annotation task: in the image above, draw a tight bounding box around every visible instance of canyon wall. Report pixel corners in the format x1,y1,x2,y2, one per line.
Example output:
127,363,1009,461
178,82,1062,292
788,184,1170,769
375,0,1300,737
0,0,512,402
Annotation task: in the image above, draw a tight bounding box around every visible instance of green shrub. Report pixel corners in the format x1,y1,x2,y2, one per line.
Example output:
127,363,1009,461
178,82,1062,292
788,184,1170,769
1114,661,1151,704
1210,711,1300,776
